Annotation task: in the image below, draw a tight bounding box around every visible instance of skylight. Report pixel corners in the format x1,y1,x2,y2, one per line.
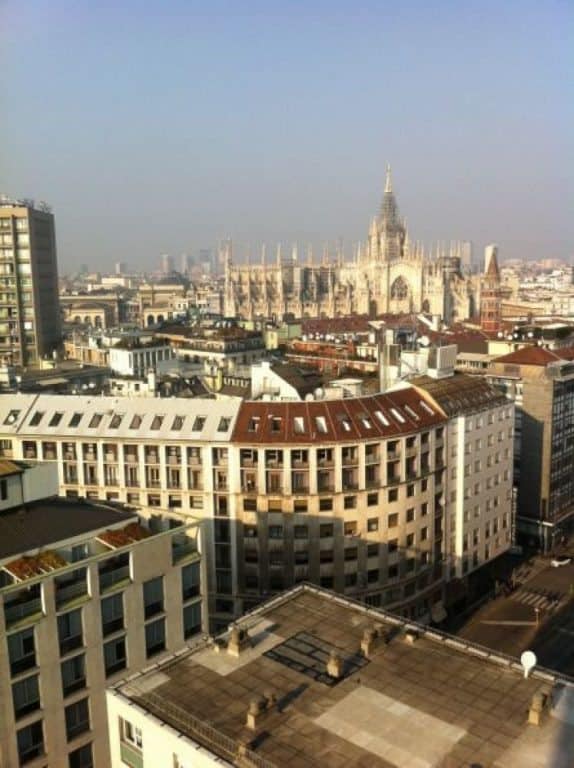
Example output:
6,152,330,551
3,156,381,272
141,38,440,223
404,405,419,421
109,414,123,429
315,416,327,433
293,416,305,433
248,417,260,432
130,414,143,429
49,412,63,427
420,401,434,415
172,415,185,431
150,415,164,430
374,410,389,427
69,413,82,428
3,410,20,425
390,408,406,424
192,416,206,431
29,411,44,427
218,417,231,432
89,413,103,428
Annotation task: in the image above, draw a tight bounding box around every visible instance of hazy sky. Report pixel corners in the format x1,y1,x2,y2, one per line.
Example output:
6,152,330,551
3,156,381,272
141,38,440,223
2,0,573,272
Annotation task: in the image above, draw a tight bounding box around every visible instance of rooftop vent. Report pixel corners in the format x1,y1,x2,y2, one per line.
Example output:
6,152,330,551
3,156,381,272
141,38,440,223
361,624,388,658
326,650,343,680
528,687,552,726
227,625,251,658
245,692,276,730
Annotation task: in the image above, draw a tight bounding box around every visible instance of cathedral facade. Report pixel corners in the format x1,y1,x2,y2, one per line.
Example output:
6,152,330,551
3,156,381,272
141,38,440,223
224,168,479,321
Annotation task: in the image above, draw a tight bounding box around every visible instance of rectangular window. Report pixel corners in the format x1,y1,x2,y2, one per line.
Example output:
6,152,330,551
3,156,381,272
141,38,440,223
101,593,124,636
344,495,356,509
143,577,164,619
320,524,334,538
104,636,127,677
388,488,398,503
367,492,378,506
17,720,44,765
61,654,86,696
319,498,333,512
367,517,379,532
388,513,398,527
69,743,93,768
181,562,200,601
8,628,36,676
58,609,83,656
121,718,143,748
65,697,90,741
183,602,202,639
145,618,166,657
69,413,83,428
12,675,40,719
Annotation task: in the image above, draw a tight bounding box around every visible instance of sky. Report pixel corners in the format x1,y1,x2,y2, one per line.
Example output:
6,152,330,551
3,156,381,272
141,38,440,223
1,0,573,272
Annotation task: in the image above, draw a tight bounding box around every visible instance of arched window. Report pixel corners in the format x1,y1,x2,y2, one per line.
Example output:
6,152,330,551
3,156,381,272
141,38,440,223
391,276,409,300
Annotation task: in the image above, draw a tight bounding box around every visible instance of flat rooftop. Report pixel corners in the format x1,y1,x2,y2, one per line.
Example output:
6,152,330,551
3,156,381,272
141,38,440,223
113,585,574,768
0,497,136,561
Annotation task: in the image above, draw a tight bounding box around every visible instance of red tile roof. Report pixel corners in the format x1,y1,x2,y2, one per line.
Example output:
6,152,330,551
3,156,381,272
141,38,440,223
492,346,574,366
232,389,445,444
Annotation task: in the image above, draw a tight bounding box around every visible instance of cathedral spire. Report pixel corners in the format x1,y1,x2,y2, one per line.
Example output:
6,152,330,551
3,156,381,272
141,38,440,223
385,163,393,194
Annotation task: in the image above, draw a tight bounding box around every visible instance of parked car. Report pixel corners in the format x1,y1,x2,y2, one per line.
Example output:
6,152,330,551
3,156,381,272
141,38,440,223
550,556,572,568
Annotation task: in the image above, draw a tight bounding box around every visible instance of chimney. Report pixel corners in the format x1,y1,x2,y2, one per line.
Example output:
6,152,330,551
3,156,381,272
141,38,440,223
528,688,552,726
245,692,276,731
227,625,251,657
360,624,387,657
326,650,343,680
404,629,420,645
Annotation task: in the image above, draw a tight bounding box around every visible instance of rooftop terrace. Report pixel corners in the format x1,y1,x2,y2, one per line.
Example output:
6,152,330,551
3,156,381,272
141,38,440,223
112,585,574,768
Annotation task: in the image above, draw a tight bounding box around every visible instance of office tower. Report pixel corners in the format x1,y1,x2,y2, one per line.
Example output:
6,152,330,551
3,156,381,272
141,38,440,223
199,249,213,276
180,253,190,276
115,261,126,275
159,253,173,275
0,197,62,367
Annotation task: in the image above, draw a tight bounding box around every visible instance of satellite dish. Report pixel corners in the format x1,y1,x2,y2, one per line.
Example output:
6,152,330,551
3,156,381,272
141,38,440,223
418,335,430,347
520,650,537,679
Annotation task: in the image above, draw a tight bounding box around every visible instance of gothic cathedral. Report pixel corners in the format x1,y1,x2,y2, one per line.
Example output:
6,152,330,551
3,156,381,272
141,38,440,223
224,168,479,322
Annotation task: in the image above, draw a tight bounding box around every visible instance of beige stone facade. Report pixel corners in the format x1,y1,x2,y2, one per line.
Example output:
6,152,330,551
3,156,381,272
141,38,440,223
224,168,480,322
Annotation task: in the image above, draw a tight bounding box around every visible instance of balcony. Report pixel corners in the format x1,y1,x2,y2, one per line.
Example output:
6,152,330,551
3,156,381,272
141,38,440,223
99,561,130,593
55,575,88,609
172,538,198,564
4,590,42,628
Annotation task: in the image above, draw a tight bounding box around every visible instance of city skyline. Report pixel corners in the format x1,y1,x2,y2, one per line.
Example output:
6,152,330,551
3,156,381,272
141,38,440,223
2,1,573,271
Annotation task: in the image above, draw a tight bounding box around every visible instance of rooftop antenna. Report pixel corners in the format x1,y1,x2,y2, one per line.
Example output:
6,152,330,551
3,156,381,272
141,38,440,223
520,650,537,679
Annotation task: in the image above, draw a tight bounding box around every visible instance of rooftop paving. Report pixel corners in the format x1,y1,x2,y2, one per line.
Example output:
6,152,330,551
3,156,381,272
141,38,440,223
115,585,574,767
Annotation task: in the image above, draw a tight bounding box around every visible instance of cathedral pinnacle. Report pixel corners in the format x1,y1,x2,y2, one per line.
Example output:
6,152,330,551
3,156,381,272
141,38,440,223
385,164,393,193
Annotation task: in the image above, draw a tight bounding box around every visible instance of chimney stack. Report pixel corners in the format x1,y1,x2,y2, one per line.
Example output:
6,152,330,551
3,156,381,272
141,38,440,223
326,650,343,680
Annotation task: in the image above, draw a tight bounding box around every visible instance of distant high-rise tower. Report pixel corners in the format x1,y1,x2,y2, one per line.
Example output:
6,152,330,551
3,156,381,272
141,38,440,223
460,241,473,274
160,253,173,275
180,253,190,275
199,249,213,275
480,244,502,332
115,261,126,275
0,196,62,366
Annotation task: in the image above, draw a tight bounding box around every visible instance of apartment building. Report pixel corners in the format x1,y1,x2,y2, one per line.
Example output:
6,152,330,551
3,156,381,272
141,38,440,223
410,375,514,602
0,379,513,629
0,197,62,367
108,338,173,378
0,464,205,768
487,346,574,549
106,585,574,768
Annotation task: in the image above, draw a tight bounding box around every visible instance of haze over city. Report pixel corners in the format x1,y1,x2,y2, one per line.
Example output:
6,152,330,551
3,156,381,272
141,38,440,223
2,0,572,271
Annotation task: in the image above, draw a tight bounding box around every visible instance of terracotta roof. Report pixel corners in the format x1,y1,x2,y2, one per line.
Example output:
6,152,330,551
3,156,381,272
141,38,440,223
0,459,24,478
232,389,445,444
492,346,571,366
269,363,324,398
410,374,508,417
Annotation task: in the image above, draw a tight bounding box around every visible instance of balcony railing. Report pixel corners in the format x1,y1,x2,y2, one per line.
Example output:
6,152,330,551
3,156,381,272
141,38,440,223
99,565,130,592
4,597,42,627
172,540,198,564
55,579,88,608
